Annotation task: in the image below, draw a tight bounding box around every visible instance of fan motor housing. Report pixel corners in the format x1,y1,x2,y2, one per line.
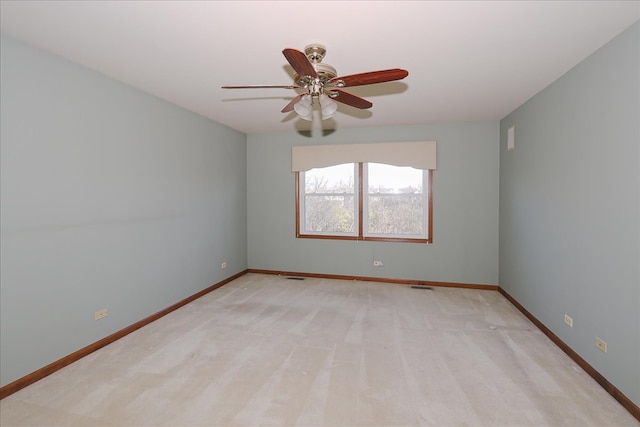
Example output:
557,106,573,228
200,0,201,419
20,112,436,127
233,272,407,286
294,63,337,84
294,44,337,85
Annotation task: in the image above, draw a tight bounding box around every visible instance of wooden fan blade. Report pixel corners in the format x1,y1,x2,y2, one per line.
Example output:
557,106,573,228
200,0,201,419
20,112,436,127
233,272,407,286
330,89,373,109
283,48,318,79
329,68,408,87
281,93,304,113
222,84,299,89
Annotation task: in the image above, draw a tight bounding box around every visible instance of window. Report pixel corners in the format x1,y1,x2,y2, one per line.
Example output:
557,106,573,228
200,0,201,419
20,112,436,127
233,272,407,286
296,163,432,243
298,163,357,236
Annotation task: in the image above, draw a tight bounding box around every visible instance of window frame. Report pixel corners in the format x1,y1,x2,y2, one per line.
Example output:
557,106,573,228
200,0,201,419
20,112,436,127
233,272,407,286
295,163,433,243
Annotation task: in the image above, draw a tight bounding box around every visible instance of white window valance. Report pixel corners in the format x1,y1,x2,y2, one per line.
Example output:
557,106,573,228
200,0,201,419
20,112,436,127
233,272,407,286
291,141,437,172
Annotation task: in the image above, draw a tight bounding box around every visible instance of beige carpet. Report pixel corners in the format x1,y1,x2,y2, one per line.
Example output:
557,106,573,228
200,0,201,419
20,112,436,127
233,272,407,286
1,273,637,426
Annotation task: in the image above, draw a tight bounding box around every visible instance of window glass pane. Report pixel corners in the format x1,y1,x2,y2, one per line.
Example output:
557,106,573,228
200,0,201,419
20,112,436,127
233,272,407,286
367,163,422,193
366,163,425,236
303,164,356,234
305,163,354,194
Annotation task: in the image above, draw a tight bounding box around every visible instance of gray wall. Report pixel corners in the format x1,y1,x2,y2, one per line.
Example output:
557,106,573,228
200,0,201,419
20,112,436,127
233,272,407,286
500,22,639,405
0,36,248,387
247,123,499,285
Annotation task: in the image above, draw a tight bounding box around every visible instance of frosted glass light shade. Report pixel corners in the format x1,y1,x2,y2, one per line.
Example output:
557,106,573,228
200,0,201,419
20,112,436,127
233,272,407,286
294,95,312,118
319,94,337,119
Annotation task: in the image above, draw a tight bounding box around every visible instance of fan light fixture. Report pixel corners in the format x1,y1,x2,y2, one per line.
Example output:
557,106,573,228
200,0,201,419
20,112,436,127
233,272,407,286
293,93,337,121
293,95,313,120
319,94,337,119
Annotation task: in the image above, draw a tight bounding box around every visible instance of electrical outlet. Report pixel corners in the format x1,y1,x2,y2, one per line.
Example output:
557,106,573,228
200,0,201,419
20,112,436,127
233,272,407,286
94,308,108,320
221,262,227,269
564,314,573,327
373,260,383,267
595,337,607,353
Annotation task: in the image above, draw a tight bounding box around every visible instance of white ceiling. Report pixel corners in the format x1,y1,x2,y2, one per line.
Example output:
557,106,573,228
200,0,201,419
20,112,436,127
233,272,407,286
1,1,638,135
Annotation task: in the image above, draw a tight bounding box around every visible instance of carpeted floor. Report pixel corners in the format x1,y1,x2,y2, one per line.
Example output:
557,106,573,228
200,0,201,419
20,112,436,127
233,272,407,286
1,273,638,426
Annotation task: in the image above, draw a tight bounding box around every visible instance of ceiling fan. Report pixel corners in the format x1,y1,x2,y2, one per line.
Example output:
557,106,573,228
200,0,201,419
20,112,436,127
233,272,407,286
221,44,409,121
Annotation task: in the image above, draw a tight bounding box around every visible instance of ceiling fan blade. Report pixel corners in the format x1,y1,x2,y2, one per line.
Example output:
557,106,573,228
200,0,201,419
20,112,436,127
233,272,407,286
329,68,408,87
281,93,304,113
222,84,299,89
282,48,318,79
330,89,373,109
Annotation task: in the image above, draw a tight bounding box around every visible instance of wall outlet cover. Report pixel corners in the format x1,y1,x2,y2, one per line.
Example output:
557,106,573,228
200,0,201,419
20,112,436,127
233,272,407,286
564,314,573,327
595,337,608,353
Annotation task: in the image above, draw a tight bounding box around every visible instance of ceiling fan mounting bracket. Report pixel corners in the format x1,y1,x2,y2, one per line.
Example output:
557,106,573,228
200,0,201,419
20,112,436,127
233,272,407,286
304,44,326,63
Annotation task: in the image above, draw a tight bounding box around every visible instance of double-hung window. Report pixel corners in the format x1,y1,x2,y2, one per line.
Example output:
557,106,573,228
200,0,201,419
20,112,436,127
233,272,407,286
293,142,436,243
299,163,358,237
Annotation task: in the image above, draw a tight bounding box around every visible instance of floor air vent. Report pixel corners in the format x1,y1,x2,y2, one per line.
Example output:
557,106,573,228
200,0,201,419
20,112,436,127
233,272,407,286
411,285,433,290
287,277,305,280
